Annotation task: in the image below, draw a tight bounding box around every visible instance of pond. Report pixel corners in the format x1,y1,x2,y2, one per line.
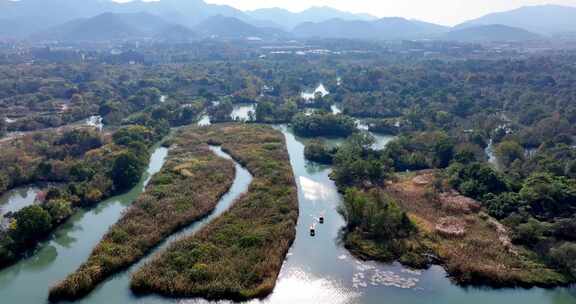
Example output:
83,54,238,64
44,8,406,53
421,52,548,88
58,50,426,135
301,84,330,101
231,103,256,121
85,115,104,132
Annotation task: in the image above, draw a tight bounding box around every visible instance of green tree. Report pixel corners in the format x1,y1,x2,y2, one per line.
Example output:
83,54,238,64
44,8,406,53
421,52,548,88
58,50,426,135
496,141,525,168
483,192,523,219
292,113,356,137
304,140,335,164
44,199,73,224
550,243,576,277
339,189,415,240
111,151,145,191
113,125,153,147
519,173,576,216
11,205,53,242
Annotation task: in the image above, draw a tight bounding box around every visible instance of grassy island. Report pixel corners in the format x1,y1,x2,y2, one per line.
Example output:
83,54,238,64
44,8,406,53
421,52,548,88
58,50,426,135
130,124,298,301
48,125,237,301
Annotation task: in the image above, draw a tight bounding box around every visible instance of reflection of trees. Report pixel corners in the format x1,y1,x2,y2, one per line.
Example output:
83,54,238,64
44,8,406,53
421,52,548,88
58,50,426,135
546,287,576,304
22,245,58,272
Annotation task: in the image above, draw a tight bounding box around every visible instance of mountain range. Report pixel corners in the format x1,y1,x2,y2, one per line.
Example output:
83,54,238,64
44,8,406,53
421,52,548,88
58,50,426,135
1,1,575,42
247,6,376,30
457,5,576,35
293,17,449,40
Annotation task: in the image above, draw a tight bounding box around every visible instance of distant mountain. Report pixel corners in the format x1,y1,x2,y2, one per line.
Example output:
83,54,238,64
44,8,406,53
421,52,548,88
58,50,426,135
33,12,172,41
154,24,198,42
194,15,286,39
0,0,263,36
458,5,576,35
293,17,448,40
0,0,111,32
248,6,377,29
443,24,541,42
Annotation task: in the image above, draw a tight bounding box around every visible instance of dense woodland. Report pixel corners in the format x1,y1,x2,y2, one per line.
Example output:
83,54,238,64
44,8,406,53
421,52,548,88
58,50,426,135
1,48,576,291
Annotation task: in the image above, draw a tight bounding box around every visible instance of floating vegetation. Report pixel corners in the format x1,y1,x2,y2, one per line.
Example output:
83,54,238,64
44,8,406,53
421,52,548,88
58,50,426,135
352,261,420,290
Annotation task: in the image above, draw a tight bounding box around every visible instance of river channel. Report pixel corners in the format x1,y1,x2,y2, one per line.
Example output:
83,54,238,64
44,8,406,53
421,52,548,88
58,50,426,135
0,105,573,303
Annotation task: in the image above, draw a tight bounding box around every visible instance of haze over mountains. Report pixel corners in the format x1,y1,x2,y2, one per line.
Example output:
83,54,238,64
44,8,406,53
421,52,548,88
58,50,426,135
1,0,576,42
458,5,576,35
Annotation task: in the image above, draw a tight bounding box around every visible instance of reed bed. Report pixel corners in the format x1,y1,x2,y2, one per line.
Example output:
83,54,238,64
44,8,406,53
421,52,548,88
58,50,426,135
130,124,298,301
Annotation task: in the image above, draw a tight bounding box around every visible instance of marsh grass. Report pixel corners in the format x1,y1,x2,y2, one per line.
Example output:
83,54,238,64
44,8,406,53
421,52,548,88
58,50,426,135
130,124,298,301
48,128,236,301
381,171,570,287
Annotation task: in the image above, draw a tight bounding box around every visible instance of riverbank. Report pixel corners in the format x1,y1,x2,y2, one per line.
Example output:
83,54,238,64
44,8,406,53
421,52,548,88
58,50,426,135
0,125,165,270
344,170,572,288
130,124,299,301
48,127,237,301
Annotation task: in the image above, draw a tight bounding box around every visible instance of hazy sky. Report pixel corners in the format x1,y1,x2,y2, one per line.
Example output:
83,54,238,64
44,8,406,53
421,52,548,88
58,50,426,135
203,0,576,25
112,0,576,25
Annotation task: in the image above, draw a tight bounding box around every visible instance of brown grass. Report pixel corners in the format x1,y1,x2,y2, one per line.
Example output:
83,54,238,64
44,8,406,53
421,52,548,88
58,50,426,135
130,124,298,301
383,170,569,287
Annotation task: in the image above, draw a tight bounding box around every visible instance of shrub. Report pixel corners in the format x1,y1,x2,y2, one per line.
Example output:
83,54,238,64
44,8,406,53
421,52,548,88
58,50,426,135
519,172,576,216
447,162,509,200
483,192,523,219
11,205,53,242
495,140,525,168
550,243,576,277
304,140,335,164
111,151,145,191
512,218,550,245
113,125,154,147
292,113,356,137
44,199,73,224
339,189,415,240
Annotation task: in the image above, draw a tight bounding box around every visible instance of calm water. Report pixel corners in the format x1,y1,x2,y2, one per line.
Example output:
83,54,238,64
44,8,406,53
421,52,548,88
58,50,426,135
301,84,330,101
231,104,256,121
0,186,40,218
0,108,574,303
258,125,576,304
0,145,169,303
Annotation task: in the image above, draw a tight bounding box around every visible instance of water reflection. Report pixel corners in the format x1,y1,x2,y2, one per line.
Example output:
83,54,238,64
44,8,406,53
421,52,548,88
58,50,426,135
21,245,58,272
85,115,104,132
258,268,360,304
0,187,40,218
299,176,332,201
301,84,330,101
231,104,256,121
197,115,211,126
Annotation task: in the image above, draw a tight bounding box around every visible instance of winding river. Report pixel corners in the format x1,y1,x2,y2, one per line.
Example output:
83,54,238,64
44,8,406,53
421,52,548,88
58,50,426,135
0,106,574,303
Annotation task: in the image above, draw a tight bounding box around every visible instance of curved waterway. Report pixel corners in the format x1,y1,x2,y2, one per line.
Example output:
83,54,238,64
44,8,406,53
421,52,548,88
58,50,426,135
0,107,574,303
0,145,169,303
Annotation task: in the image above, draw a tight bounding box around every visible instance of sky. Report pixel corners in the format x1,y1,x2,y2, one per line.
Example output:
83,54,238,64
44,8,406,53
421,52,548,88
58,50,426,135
111,0,576,26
